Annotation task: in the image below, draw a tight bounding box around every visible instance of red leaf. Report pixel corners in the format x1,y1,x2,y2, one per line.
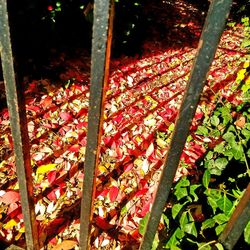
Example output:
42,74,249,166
76,108,88,118
47,190,57,201
95,216,113,230
26,105,40,113
131,229,139,240
135,188,148,197
109,186,119,202
7,203,20,217
77,121,87,129
40,96,53,108
0,191,20,205
9,207,22,219
140,201,151,217
96,189,109,198
59,112,72,122
47,171,57,185
103,136,113,147
68,144,80,152
124,163,134,172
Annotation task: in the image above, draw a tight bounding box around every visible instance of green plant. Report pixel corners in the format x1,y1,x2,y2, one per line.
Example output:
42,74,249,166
154,61,250,249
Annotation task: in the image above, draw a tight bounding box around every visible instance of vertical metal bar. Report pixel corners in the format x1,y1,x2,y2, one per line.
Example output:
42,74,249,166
79,0,114,249
0,1,39,249
219,183,250,250
139,0,233,249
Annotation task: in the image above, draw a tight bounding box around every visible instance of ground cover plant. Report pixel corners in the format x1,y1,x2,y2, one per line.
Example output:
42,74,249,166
0,0,249,249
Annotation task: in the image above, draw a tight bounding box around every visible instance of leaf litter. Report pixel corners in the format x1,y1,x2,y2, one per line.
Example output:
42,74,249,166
0,0,248,249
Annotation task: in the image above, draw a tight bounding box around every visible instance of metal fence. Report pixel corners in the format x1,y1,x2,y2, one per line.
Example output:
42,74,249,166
0,0,249,249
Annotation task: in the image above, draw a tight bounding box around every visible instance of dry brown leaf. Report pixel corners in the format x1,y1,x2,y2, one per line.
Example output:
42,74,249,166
52,240,77,250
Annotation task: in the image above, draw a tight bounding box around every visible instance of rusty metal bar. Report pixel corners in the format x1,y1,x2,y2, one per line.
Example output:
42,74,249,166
0,1,39,249
79,0,114,249
139,0,233,249
219,183,250,250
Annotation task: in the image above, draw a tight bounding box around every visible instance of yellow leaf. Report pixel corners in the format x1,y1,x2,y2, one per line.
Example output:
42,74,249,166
145,95,158,110
19,226,25,233
135,136,143,144
4,219,17,229
98,165,108,174
134,159,143,168
156,138,167,148
243,61,250,69
0,160,7,168
236,69,246,82
37,164,57,175
15,232,23,241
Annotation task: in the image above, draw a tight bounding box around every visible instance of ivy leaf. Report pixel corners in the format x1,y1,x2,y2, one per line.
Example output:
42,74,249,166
215,223,226,235
214,158,228,172
189,184,200,202
139,213,150,235
207,197,218,214
180,212,189,230
214,143,225,154
211,115,220,127
206,151,214,160
213,213,229,225
184,222,197,237
242,127,250,140
172,203,186,219
201,218,216,231
217,194,233,216
244,221,250,244
175,177,190,188
220,106,232,125
215,242,224,250
197,242,211,250
202,170,211,189
162,214,170,228
222,132,235,143
166,228,182,249
231,143,244,161
174,187,188,201
196,126,209,136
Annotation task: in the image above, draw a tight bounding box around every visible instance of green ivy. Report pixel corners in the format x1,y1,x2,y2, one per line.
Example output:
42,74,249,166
151,59,250,249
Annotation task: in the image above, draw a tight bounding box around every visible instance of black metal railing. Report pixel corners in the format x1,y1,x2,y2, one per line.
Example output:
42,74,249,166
0,0,249,249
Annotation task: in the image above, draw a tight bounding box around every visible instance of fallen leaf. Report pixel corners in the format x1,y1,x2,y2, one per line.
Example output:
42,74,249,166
68,144,80,152
145,143,154,158
59,112,72,122
235,116,245,128
37,164,57,175
95,216,113,230
109,186,119,202
52,240,77,250
3,219,18,229
0,191,20,205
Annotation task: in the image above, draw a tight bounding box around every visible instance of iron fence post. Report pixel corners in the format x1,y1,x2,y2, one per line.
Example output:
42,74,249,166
139,0,233,249
0,1,39,249
79,0,114,249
